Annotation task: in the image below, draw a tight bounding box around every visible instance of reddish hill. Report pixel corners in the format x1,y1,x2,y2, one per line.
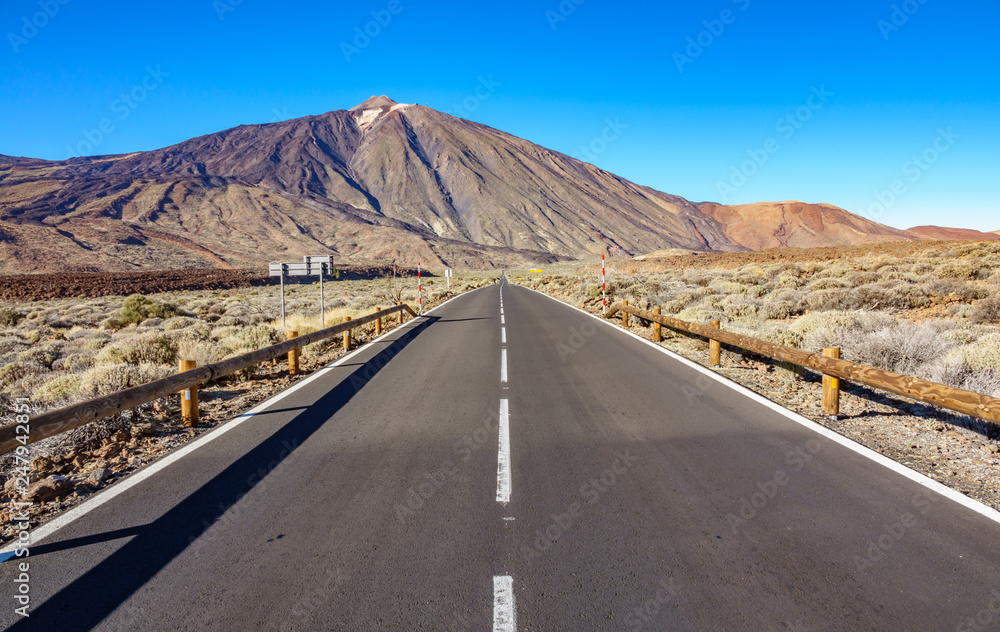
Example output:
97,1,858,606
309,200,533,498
697,201,916,250
905,226,1000,241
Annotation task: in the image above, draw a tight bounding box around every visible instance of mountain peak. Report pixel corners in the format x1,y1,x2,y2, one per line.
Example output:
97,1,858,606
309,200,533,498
350,95,398,112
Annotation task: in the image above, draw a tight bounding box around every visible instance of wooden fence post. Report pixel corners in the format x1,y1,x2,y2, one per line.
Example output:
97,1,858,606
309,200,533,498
823,347,841,417
397,303,404,324
287,331,299,375
343,316,352,350
179,359,199,427
653,307,662,342
375,307,382,335
622,300,629,327
709,321,721,367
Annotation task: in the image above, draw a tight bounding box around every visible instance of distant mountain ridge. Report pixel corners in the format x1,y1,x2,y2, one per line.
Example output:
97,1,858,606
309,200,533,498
0,96,987,272
905,226,1000,242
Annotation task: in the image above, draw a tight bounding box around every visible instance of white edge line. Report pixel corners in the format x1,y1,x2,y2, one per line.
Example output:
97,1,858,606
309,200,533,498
496,399,511,505
518,286,1000,526
0,288,491,555
493,574,516,632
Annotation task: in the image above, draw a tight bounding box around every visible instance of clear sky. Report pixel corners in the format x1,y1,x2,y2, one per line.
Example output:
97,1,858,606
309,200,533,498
2,0,998,231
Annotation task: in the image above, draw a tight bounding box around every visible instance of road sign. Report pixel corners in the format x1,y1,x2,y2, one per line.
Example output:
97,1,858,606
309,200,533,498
303,255,334,266
268,260,337,330
268,262,329,277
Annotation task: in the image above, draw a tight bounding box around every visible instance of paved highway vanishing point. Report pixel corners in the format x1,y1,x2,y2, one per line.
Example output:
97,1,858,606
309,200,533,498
2,279,999,631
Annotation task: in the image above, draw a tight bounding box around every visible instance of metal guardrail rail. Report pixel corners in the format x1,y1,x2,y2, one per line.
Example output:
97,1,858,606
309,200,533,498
0,304,418,455
607,302,1000,425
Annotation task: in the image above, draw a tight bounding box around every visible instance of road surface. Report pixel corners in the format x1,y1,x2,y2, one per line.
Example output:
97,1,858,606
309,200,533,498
2,280,999,631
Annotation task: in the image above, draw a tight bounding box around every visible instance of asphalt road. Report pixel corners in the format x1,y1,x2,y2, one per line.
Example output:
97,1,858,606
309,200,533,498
2,280,999,631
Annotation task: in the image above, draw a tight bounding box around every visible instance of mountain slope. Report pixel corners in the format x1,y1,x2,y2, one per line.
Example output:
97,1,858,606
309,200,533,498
0,96,947,273
1,96,744,272
697,201,917,250
905,226,1000,242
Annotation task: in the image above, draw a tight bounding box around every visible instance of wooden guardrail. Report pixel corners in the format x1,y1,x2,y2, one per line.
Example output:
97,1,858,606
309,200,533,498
607,302,1000,425
0,304,419,455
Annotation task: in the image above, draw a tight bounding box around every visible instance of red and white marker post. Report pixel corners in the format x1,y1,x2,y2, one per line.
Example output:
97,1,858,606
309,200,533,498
418,263,423,314
602,254,607,314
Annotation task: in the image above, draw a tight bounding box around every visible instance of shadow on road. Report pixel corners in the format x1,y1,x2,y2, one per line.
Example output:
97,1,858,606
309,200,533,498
9,316,438,632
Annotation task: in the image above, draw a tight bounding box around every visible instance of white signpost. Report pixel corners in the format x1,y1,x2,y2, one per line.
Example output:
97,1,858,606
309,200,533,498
268,255,337,332
445,268,452,289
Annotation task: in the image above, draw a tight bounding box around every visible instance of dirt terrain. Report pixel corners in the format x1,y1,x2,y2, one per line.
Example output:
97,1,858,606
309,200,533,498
617,239,976,272
0,265,421,301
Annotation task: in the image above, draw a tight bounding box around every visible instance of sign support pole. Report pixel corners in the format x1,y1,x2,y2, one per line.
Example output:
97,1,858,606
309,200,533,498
280,265,287,332
319,263,325,327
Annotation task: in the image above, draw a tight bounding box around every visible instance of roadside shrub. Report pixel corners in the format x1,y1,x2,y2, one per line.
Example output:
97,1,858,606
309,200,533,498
81,333,112,350
34,374,84,404
926,278,983,302
0,336,30,359
791,310,895,338
96,332,177,366
54,352,94,372
78,363,174,398
970,297,1000,324
0,308,23,327
163,316,202,331
0,361,47,390
120,294,179,326
15,342,65,370
848,324,951,376
761,301,798,321
953,333,1000,373
721,297,760,319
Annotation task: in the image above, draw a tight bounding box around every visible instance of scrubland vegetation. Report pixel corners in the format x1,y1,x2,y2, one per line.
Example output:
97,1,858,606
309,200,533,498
518,241,1000,397
0,274,494,413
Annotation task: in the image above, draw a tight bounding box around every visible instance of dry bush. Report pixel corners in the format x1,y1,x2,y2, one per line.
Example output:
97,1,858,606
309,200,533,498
848,324,951,376
970,297,1000,324
78,363,174,398
96,332,178,366
0,308,23,327
925,277,984,301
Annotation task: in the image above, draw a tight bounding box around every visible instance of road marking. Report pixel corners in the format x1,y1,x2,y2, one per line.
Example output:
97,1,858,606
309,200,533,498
493,575,516,632
497,399,511,504
501,349,508,382
0,289,492,558
520,286,1000,526
502,328,507,344
501,315,505,325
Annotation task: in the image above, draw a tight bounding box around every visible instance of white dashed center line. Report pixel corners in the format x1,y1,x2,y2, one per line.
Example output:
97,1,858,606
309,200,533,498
502,327,507,344
496,399,511,504
493,575,516,631
501,349,508,383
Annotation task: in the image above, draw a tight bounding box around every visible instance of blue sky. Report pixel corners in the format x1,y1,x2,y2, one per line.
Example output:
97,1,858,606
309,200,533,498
1,0,998,231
